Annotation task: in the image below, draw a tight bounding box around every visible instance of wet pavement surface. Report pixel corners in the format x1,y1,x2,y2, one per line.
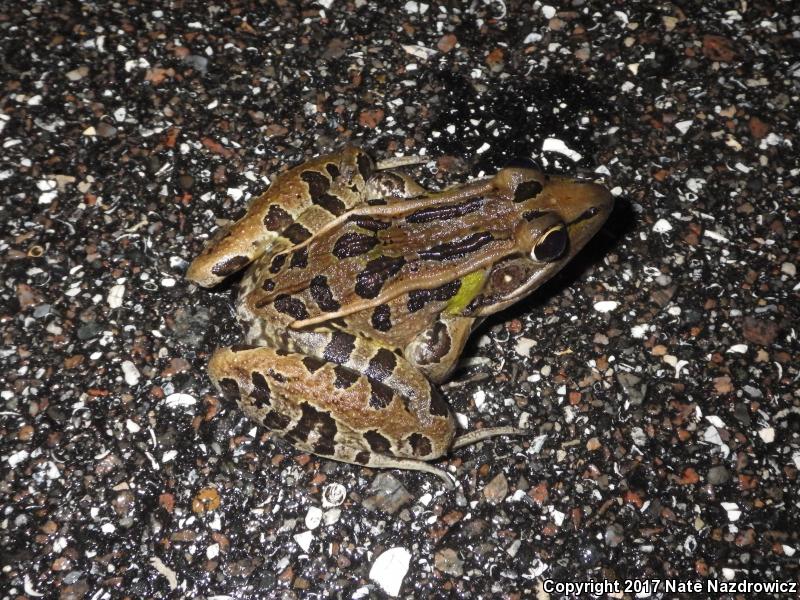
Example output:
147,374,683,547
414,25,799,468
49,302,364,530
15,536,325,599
1,1,798,598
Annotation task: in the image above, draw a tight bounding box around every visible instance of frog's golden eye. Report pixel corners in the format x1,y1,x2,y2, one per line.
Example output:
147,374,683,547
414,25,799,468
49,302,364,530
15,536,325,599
531,225,568,262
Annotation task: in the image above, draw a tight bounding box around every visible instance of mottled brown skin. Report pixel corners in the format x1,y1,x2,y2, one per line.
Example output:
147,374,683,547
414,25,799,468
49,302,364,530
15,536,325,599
187,145,613,487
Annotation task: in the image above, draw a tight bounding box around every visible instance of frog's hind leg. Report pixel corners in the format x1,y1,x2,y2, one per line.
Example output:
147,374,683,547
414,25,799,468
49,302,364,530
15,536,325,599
207,344,458,486
452,426,529,450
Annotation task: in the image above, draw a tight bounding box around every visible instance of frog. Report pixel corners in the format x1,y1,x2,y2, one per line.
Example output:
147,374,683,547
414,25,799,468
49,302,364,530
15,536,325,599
186,145,613,487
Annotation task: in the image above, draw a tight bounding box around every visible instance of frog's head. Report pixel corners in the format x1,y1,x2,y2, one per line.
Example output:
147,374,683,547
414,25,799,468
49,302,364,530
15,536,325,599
468,166,614,316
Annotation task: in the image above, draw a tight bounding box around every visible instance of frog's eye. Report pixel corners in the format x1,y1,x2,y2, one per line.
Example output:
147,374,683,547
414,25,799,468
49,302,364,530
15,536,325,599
531,225,568,262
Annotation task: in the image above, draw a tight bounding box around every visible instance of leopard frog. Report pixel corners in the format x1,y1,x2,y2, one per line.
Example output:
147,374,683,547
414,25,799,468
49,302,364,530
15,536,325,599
187,146,613,487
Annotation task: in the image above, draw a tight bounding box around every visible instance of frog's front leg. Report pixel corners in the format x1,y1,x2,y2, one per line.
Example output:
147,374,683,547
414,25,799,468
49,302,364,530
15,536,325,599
405,314,476,384
187,146,375,287
406,314,530,448
208,343,458,486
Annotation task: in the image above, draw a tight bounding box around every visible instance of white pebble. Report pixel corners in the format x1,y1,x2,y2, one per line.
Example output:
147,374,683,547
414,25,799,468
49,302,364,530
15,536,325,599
514,337,536,357
401,44,437,61
227,187,245,202
305,506,323,530
720,502,741,522
8,449,29,468
726,344,748,354
674,120,693,134
652,218,672,233
758,427,775,443
404,1,429,14
781,262,796,276
369,547,411,597
121,360,140,386
541,5,556,19
164,393,197,407
323,509,341,525
293,530,313,552
107,284,125,308
593,300,619,313
541,137,582,162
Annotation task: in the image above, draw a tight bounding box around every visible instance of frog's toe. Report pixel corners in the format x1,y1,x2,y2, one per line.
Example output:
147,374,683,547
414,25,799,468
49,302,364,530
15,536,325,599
357,453,456,490
451,426,530,450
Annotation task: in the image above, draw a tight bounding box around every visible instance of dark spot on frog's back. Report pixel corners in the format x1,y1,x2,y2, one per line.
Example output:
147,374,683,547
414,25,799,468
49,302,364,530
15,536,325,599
302,356,326,373
264,204,292,231
354,450,371,464
326,163,340,179
406,197,484,224
323,331,356,364
364,430,392,453
371,305,392,332
290,247,308,269
291,402,338,455
300,170,346,215
355,255,406,299
365,348,397,383
269,253,287,274
513,180,543,202
283,222,312,244
407,279,461,313
249,371,271,407
310,274,341,312
332,232,378,259
428,385,449,417
273,294,310,320
218,378,240,401
211,255,249,277
333,365,360,389
263,410,291,430
418,231,494,261
346,215,390,232
407,433,432,457
300,170,330,196
369,380,395,410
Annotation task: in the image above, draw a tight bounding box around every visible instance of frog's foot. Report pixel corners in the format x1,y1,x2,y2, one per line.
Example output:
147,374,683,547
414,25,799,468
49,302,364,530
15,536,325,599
360,453,456,490
451,426,530,450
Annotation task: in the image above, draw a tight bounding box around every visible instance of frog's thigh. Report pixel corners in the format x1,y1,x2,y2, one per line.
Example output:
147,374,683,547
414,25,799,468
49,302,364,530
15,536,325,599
208,345,455,464
366,170,426,201
289,329,452,429
405,315,475,384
